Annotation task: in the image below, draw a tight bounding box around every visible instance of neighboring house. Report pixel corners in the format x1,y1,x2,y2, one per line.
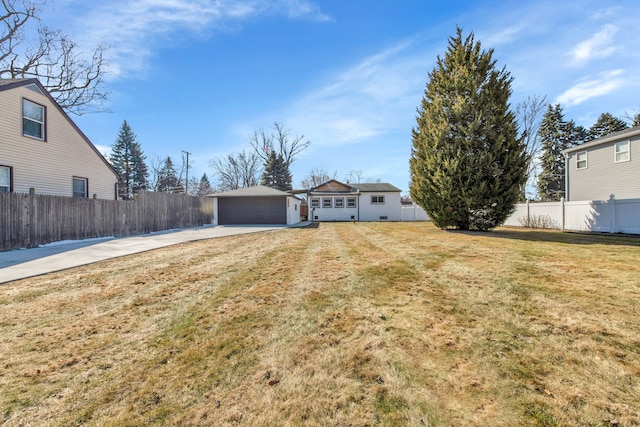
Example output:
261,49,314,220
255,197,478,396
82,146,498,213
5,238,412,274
0,78,118,199
210,185,301,225
564,127,640,201
307,180,402,221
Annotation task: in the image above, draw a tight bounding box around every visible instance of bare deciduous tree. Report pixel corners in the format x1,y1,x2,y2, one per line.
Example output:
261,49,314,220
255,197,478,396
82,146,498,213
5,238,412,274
247,122,310,169
344,169,364,184
209,150,261,192
515,95,547,200
299,167,336,189
1,0,108,115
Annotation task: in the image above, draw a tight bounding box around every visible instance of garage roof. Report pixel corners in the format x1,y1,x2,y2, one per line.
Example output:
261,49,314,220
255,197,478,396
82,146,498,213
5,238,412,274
210,185,294,198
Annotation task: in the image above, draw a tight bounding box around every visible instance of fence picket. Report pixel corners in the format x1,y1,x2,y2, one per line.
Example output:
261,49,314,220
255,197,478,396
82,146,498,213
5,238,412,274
0,192,214,252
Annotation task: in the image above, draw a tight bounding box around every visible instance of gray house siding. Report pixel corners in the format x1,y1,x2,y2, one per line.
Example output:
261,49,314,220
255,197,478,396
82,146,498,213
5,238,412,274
565,130,640,201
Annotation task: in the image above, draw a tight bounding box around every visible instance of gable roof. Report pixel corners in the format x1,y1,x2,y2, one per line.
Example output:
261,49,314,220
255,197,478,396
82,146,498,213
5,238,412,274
0,78,117,177
352,183,401,192
210,185,295,198
309,179,401,194
564,126,640,154
309,179,358,193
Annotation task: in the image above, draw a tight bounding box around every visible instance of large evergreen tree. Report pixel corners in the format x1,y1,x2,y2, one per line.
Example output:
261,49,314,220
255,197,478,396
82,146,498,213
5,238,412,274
260,150,292,191
588,112,628,140
536,104,586,201
155,157,182,193
409,28,527,231
110,120,148,200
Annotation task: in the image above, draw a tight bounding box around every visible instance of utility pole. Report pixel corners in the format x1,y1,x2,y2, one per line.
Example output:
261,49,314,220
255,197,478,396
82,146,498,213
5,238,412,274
182,150,191,194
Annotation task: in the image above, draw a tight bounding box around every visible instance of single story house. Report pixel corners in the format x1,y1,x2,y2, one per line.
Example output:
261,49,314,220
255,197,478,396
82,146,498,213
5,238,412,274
308,180,402,221
564,126,640,201
209,186,301,225
0,78,118,199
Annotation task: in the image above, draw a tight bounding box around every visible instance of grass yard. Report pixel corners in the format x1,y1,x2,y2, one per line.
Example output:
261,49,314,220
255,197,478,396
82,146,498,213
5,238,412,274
1,222,639,426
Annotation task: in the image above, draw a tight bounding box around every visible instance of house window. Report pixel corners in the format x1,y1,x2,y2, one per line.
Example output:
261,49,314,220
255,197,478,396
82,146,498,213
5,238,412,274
335,197,344,208
347,197,356,208
0,166,11,193
73,177,88,198
310,198,320,208
23,99,45,140
322,197,332,208
576,151,587,169
615,141,630,163
371,195,385,205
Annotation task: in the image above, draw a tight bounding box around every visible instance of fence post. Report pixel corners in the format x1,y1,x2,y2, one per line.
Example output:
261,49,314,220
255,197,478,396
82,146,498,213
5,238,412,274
526,199,530,224
609,194,616,233
560,197,565,232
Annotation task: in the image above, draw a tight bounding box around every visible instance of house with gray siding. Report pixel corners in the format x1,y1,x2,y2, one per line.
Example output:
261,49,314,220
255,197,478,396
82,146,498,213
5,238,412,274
0,78,118,199
564,127,640,201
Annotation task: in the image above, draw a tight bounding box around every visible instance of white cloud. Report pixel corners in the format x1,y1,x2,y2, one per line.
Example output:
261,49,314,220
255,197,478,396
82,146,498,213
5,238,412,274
282,41,425,147
555,69,626,106
69,0,330,77
570,24,618,65
482,26,523,46
94,144,112,159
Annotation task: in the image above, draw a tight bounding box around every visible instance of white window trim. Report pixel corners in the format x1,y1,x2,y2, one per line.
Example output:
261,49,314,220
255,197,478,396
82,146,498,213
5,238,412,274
22,98,45,141
371,195,385,205
310,198,320,208
0,165,11,193
322,197,332,208
347,197,357,208
334,197,344,208
576,151,587,170
614,140,630,163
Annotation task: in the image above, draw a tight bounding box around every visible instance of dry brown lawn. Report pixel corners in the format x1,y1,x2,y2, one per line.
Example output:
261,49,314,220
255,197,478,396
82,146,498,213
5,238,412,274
1,222,639,426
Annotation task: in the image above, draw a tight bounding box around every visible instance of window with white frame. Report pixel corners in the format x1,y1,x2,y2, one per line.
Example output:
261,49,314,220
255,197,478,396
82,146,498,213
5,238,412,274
576,151,587,169
310,198,320,208
322,197,332,208
0,166,11,193
334,197,344,208
615,141,630,163
23,99,45,140
371,195,385,205
73,177,88,198
347,197,356,208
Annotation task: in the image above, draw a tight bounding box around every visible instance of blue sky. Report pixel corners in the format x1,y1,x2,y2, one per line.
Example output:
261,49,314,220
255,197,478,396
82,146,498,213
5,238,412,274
41,0,640,194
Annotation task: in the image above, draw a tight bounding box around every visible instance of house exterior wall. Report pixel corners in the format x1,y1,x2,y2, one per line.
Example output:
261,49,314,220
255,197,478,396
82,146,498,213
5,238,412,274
309,192,401,221
565,135,640,201
0,84,117,199
286,196,301,225
309,197,359,221
359,191,401,221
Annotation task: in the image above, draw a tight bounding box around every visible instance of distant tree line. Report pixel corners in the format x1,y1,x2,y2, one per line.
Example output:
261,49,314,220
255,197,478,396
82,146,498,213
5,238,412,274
108,120,212,199
209,122,309,193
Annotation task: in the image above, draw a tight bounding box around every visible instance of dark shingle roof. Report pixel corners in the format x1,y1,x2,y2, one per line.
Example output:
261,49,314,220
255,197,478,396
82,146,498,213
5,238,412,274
352,183,401,192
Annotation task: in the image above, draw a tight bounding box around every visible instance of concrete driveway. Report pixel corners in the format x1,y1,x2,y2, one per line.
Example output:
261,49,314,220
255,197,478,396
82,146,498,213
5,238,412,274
0,225,295,284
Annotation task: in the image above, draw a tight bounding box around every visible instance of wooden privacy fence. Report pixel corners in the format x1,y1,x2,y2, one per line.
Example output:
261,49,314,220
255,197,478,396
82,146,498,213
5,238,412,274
0,191,214,252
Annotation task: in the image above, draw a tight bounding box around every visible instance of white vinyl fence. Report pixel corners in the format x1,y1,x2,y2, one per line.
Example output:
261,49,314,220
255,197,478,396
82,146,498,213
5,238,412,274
504,196,640,235
401,204,430,221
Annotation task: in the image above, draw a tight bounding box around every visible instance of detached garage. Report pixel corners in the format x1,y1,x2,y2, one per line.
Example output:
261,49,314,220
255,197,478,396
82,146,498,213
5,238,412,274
210,186,301,226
